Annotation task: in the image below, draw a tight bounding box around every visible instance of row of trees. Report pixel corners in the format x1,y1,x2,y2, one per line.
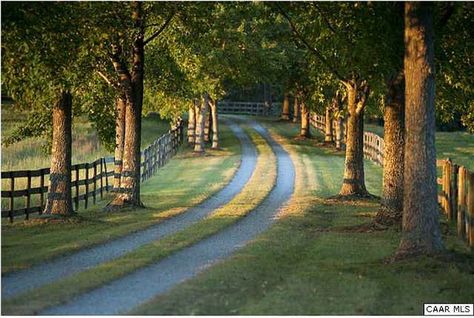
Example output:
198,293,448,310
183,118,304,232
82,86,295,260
2,2,272,213
272,2,473,257
2,2,473,257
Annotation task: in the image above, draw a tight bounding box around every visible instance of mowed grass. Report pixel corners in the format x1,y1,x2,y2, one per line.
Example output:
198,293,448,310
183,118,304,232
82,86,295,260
1,124,240,274
132,118,473,316
365,123,474,170
2,126,277,315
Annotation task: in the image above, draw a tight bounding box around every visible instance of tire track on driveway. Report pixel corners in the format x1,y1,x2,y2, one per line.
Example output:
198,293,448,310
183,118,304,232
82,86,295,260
2,119,257,299
42,119,295,315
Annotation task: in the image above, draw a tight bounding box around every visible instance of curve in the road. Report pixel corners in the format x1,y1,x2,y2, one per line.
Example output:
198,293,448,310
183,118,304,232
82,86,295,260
42,119,295,315
2,119,257,299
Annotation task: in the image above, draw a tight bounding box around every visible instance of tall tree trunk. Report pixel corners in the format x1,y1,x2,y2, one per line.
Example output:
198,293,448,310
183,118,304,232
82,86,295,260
333,94,344,150
204,108,211,142
194,93,209,153
292,95,299,123
107,1,144,209
300,100,310,138
281,93,290,120
324,106,333,143
339,79,370,197
113,96,126,191
375,73,405,226
187,102,196,145
210,98,219,149
44,91,73,216
396,2,443,256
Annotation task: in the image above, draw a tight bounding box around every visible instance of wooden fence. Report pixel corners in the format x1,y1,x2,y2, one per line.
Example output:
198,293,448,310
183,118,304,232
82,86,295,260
437,159,474,247
217,101,282,116
1,122,184,221
310,113,385,166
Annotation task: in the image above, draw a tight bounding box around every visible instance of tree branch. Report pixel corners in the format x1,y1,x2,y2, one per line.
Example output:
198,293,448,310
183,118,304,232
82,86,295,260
276,3,346,82
96,71,120,90
356,81,370,115
143,12,175,46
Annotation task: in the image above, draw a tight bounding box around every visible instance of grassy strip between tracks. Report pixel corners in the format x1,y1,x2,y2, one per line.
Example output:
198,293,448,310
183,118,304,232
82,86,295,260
2,126,277,315
131,118,474,316
1,123,240,274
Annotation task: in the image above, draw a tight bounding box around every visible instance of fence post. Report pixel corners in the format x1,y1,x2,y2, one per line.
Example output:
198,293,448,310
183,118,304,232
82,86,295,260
25,171,31,220
9,177,14,222
443,159,452,219
39,170,45,214
74,167,79,210
100,158,104,199
104,158,109,191
468,171,474,247
93,161,97,204
452,164,459,221
85,163,89,209
457,166,466,238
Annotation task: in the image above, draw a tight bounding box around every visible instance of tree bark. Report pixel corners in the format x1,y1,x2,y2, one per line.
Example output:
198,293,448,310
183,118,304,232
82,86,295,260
281,93,290,120
194,93,209,153
44,91,73,216
300,100,310,138
375,73,405,226
107,1,144,209
324,106,333,143
292,95,299,123
396,2,443,256
332,94,345,150
187,102,196,145
210,98,219,149
113,96,126,191
339,79,370,197
204,107,211,142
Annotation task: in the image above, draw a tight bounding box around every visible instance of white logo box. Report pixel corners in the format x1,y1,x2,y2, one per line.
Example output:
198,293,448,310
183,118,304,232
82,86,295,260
424,304,474,316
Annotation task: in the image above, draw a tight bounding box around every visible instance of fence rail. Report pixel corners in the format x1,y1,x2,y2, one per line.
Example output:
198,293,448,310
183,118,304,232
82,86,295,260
1,121,184,221
217,101,281,116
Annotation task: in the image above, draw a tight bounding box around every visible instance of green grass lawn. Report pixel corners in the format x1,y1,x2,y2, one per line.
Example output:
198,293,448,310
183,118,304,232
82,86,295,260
1,124,240,274
132,118,474,316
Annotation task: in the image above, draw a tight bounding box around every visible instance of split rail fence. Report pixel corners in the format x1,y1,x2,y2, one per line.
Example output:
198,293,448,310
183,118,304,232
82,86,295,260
217,101,282,116
311,112,473,248
437,159,474,247
212,102,473,247
310,113,384,166
1,122,184,222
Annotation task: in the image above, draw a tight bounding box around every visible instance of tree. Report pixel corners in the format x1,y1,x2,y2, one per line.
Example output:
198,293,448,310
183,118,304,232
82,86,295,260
396,2,443,257
44,92,74,216
2,2,95,216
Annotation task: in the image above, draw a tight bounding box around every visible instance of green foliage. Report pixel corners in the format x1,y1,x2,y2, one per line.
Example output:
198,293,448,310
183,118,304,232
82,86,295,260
435,3,474,132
